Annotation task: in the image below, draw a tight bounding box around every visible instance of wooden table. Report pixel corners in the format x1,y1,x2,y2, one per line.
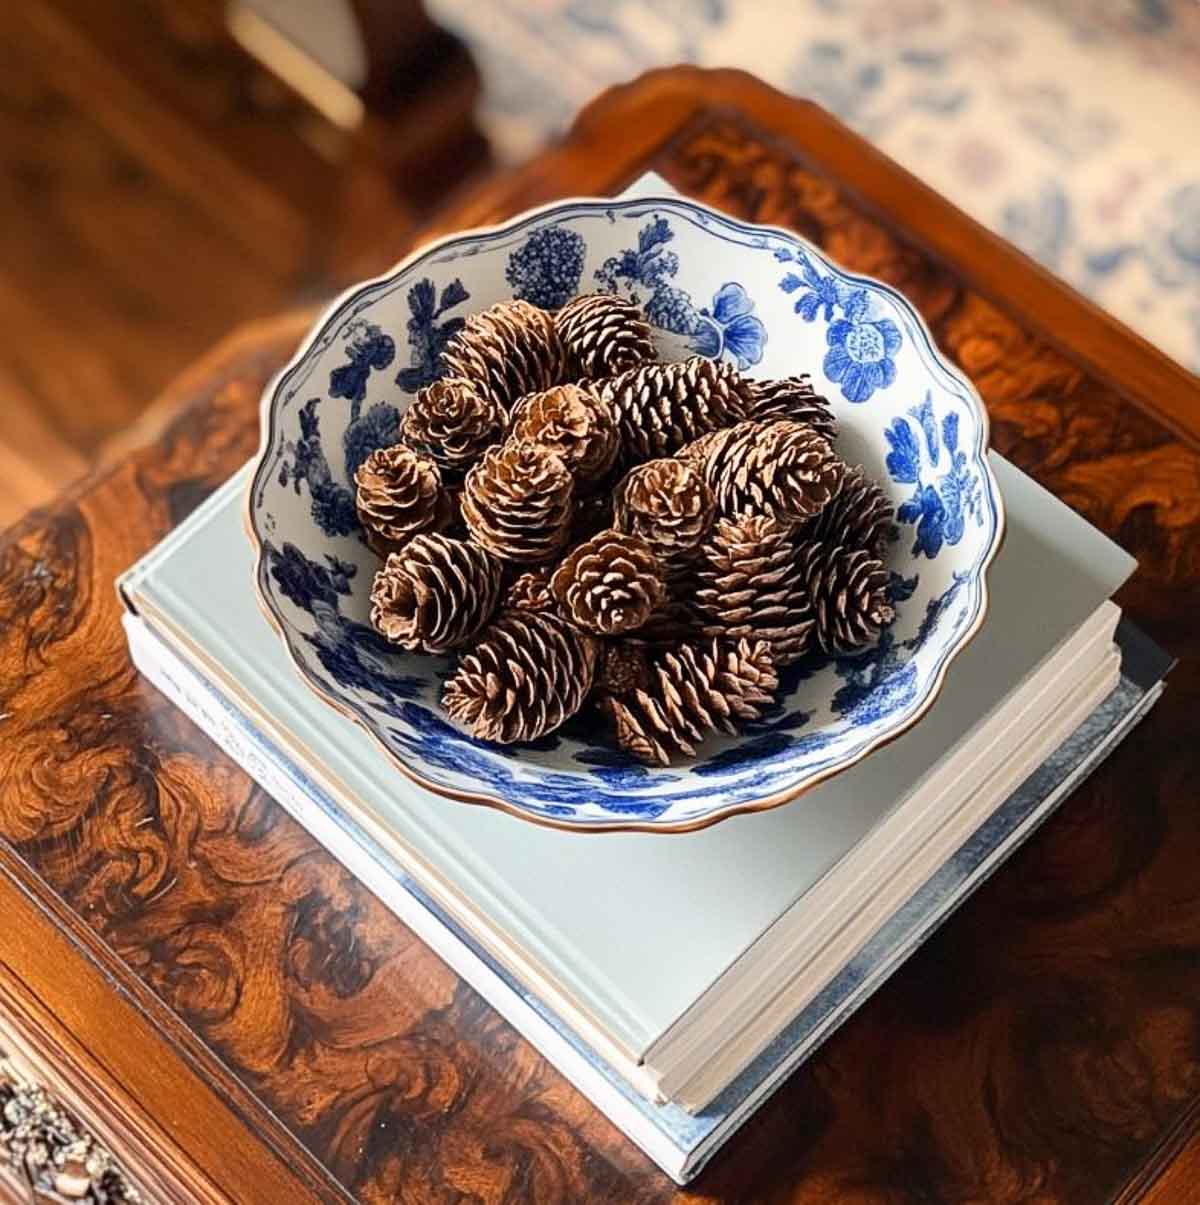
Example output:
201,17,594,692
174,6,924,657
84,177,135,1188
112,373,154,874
1,68,1199,1204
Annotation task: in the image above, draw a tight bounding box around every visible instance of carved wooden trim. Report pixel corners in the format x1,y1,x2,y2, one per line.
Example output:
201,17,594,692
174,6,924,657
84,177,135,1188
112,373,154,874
0,1051,142,1203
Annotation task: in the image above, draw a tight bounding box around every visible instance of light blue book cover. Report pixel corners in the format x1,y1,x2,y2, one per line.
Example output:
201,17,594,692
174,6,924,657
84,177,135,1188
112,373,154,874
118,453,1168,1182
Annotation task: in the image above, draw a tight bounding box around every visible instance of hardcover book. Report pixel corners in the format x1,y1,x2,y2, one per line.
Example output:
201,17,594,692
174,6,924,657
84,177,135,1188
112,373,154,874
118,451,1170,1182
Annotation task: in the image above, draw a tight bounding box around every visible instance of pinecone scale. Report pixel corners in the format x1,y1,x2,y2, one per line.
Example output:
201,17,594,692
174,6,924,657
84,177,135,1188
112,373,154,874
613,458,715,577
443,610,600,743
746,375,837,439
355,445,449,556
602,638,778,765
370,534,502,653
599,356,752,463
461,441,574,563
798,541,895,653
682,419,845,524
694,514,814,666
555,292,656,379
441,300,565,412
550,529,665,635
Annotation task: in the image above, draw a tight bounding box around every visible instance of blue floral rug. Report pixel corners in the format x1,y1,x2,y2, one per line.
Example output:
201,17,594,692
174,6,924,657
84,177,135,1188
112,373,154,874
429,0,1200,373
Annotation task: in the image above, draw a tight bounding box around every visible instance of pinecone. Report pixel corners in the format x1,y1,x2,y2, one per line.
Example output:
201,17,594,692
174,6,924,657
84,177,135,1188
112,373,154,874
355,444,449,555
682,419,846,523
550,529,665,635
612,458,714,577
746,375,837,440
602,638,778,765
800,463,895,558
507,383,619,487
596,641,653,697
443,609,600,743
441,299,565,412
461,440,574,563
598,356,751,463
555,292,656,379
693,514,814,666
400,377,504,476
504,567,557,615
369,534,502,654
797,540,895,653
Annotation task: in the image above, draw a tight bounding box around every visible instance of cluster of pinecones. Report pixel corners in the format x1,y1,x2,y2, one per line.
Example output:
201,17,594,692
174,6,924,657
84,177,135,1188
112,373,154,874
357,293,896,765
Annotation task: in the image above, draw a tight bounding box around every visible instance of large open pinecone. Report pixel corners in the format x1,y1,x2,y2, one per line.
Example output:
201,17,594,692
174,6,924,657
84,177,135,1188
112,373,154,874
461,440,574,563
550,529,665,635
443,610,600,743
355,444,449,555
602,637,778,765
746,375,837,441
693,514,814,666
400,377,504,476
681,419,845,524
369,534,502,654
598,356,751,462
441,299,565,412
800,463,895,558
612,458,715,577
555,292,656,379
797,540,895,653
507,383,619,487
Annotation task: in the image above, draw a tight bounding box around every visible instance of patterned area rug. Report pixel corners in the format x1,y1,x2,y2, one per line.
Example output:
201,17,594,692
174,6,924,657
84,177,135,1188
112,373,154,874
429,0,1200,372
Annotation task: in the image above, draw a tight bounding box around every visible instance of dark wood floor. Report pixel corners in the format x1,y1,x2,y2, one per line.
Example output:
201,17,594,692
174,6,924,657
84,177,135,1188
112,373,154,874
0,0,462,528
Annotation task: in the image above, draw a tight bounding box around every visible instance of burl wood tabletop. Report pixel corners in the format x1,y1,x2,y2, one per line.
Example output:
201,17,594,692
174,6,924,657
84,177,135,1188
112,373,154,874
1,69,1198,1204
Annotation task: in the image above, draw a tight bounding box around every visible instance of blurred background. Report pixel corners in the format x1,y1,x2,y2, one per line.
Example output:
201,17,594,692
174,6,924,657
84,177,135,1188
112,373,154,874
3,0,1198,529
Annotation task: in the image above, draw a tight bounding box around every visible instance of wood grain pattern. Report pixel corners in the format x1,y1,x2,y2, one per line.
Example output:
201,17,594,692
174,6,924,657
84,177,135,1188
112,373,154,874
0,0,485,530
1,69,1199,1203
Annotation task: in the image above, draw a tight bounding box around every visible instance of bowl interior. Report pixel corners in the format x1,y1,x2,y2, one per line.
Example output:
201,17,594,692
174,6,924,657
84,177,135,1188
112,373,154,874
248,197,1001,830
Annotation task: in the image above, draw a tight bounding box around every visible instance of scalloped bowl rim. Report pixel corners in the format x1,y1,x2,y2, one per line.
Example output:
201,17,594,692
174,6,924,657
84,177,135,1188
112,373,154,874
245,193,1006,833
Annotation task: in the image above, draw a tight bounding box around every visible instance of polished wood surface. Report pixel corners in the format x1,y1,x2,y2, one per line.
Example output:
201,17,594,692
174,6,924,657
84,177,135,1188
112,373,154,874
0,0,481,531
1,68,1199,1203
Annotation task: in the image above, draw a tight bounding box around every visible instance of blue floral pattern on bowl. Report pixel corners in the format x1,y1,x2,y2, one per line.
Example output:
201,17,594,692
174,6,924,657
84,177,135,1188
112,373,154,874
594,216,768,369
778,246,902,402
247,194,1004,832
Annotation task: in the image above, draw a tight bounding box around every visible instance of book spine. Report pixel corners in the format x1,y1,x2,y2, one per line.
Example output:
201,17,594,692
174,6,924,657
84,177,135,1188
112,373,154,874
121,615,692,1183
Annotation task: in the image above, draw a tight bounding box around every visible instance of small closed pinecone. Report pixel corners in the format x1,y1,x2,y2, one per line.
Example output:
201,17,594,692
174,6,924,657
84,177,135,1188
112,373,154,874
596,641,653,697
507,383,619,487
504,567,556,615
555,292,656,380
355,444,449,555
443,609,600,743
602,638,778,765
800,463,895,558
682,419,845,524
370,534,502,654
550,529,665,635
746,375,837,440
797,540,895,653
613,458,715,577
461,440,574,563
400,377,504,475
694,514,814,666
598,356,751,463
441,300,565,412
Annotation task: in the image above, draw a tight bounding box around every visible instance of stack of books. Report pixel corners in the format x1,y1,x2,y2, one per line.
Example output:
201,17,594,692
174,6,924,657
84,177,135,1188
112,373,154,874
118,444,1170,1183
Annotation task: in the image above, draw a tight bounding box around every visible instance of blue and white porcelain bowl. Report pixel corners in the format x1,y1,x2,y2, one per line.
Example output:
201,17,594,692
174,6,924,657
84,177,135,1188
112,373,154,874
247,195,1004,832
